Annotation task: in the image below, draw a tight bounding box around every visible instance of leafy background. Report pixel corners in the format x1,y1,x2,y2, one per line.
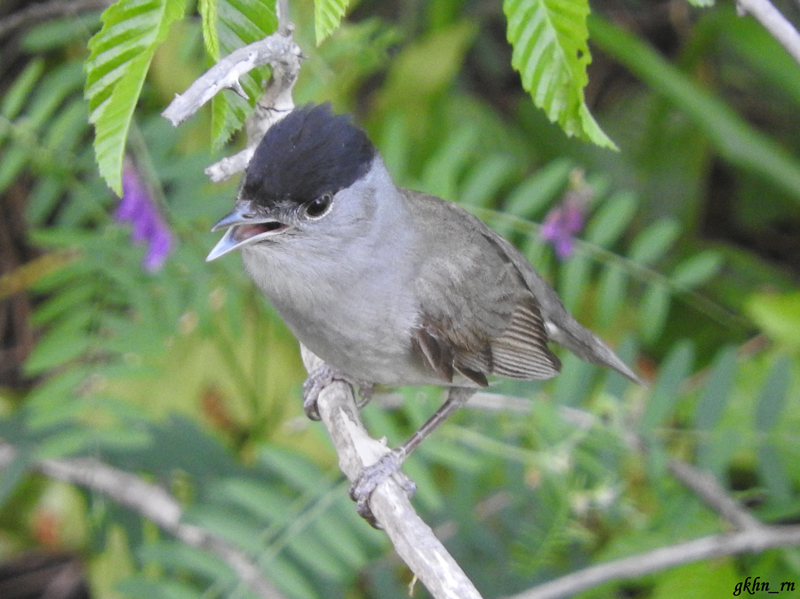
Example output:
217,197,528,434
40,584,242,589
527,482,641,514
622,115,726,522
1,0,799,597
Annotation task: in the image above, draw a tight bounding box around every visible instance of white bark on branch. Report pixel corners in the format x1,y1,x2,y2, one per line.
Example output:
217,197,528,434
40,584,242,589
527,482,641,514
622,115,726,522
504,524,800,599
737,0,800,66
161,0,301,182
300,345,484,599
0,443,286,599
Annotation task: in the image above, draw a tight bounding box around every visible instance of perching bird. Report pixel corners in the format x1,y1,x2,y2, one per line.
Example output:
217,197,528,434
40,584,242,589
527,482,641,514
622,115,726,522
207,103,641,521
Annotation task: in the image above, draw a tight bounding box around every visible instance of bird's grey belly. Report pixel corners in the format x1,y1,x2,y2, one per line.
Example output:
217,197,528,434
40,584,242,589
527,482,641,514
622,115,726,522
277,303,436,385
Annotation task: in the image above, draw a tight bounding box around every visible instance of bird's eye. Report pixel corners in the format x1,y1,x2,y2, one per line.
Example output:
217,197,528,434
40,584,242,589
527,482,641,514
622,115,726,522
304,193,332,219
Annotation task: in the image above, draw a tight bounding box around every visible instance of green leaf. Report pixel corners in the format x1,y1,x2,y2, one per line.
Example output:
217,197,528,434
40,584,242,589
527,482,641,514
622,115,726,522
585,191,637,248
198,0,221,60
503,157,573,220
640,282,670,343
693,347,737,432
85,0,187,193
0,449,32,508
210,477,291,523
672,251,723,289
758,444,792,504
753,354,791,433
638,340,694,436
421,124,479,200
316,0,351,45
137,541,235,582
211,0,278,146
459,154,518,207
1,59,45,119
595,263,626,326
589,15,800,206
117,576,202,599
559,254,590,313
503,0,615,148
747,291,800,346
629,218,680,265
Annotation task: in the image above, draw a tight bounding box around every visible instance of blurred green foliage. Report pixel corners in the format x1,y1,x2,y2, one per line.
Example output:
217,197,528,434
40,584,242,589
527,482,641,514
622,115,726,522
0,0,799,598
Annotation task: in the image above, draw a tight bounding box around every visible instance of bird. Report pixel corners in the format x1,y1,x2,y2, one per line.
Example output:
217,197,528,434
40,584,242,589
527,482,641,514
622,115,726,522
207,103,641,522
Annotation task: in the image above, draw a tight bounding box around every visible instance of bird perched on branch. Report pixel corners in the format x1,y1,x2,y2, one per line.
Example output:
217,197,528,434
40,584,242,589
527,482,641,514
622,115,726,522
207,103,641,523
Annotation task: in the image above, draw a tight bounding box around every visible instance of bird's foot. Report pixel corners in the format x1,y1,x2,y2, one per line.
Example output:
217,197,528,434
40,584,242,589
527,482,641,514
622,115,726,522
301,365,373,421
302,364,341,420
349,449,416,527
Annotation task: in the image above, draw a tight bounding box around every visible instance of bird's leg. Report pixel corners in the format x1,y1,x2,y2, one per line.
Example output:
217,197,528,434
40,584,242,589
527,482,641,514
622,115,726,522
349,386,476,524
301,364,373,421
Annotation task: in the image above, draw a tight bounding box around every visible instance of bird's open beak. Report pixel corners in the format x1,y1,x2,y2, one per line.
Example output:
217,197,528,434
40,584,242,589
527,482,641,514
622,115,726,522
206,202,289,261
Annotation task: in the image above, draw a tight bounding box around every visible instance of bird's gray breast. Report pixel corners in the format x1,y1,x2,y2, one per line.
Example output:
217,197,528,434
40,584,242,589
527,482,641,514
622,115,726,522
241,228,432,386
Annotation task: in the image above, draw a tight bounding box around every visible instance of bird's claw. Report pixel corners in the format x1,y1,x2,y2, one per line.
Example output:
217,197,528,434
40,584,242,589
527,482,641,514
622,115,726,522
349,450,416,528
301,366,373,421
301,364,344,420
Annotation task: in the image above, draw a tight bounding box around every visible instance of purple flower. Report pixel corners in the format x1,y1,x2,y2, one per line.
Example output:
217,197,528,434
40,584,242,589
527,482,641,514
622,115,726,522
540,198,585,260
115,160,173,272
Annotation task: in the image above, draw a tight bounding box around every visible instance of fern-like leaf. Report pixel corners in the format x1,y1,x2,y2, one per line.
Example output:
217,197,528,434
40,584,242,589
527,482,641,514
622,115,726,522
503,0,614,148
199,0,221,60
85,0,187,194
210,0,277,147
315,0,350,45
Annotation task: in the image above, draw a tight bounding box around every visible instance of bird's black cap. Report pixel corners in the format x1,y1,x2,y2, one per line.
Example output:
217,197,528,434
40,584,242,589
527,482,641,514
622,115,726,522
242,103,377,209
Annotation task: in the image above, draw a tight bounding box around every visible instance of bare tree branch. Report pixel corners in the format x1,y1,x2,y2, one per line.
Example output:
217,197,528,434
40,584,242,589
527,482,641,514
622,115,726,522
0,443,286,599
737,0,800,66
504,524,800,599
300,345,484,599
161,2,302,183
667,459,763,531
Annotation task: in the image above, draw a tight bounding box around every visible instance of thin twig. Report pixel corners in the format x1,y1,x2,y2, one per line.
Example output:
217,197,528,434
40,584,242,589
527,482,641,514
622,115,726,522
737,0,800,66
0,443,286,599
300,346,484,599
161,12,302,182
667,459,763,531
503,524,800,599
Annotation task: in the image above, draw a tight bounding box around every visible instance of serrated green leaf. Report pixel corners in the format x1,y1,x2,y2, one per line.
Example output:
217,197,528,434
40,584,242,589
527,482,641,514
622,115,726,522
198,0,221,60
672,251,723,288
629,218,680,264
585,191,637,248
316,0,350,44
85,0,187,193
211,0,278,146
504,0,615,147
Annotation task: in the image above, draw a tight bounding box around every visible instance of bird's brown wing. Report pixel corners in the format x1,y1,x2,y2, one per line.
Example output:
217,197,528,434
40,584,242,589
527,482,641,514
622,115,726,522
405,190,561,386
